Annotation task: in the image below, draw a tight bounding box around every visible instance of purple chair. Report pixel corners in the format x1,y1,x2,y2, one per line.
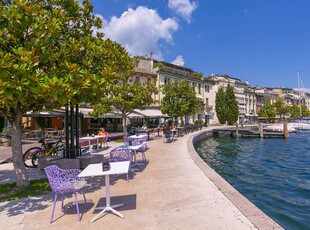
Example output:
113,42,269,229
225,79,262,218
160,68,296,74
124,137,134,145
110,148,134,181
137,135,148,144
44,165,88,223
136,135,148,163
136,142,148,163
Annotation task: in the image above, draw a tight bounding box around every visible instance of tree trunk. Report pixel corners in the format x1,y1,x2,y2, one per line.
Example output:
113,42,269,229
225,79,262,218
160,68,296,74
11,111,29,188
122,115,127,142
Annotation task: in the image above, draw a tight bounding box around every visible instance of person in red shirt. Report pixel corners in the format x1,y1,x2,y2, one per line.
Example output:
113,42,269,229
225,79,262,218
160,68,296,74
98,127,108,148
170,123,177,137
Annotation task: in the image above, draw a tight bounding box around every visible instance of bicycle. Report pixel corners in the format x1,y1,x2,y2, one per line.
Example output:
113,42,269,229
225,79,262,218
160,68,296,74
23,136,64,168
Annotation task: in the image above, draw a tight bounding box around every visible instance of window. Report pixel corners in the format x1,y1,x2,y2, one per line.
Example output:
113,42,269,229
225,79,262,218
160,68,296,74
135,76,140,82
198,83,201,94
164,77,170,84
205,85,210,93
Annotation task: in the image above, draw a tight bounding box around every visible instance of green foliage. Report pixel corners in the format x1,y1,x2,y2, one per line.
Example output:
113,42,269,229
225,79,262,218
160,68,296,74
203,76,216,85
301,104,310,117
0,178,51,202
167,120,173,127
273,100,288,121
192,72,203,79
160,80,201,124
287,104,310,119
0,0,129,188
258,100,277,122
226,85,239,125
194,119,204,126
215,87,227,124
91,74,158,140
258,98,310,121
215,85,239,125
153,62,164,69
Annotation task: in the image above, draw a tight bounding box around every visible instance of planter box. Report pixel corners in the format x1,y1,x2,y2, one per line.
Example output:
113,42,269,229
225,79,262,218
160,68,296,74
38,157,80,170
77,154,104,169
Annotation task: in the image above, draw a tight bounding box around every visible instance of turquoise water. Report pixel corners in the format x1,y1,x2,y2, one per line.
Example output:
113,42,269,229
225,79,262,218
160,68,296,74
195,132,310,230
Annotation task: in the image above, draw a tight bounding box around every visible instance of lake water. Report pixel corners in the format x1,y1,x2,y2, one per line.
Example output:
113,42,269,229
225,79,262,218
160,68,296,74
195,132,310,230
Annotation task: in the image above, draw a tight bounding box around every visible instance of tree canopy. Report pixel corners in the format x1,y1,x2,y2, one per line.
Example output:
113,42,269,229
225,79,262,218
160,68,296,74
226,85,239,125
91,70,158,140
215,84,239,125
215,86,227,124
0,0,131,188
258,98,310,122
160,79,201,125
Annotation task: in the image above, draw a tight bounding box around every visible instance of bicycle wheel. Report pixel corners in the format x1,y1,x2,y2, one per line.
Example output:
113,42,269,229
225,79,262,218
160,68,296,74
23,147,43,168
31,149,47,168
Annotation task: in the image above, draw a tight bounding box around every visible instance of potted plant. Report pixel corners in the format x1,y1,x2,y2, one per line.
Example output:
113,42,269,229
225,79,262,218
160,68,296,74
1,127,11,147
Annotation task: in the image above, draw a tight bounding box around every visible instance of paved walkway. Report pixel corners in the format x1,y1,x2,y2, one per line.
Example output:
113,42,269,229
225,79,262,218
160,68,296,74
0,127,282,230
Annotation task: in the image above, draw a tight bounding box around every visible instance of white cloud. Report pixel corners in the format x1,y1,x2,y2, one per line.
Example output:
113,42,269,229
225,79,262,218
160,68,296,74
95,6,179,59
172,55,185,66
168,0,197,23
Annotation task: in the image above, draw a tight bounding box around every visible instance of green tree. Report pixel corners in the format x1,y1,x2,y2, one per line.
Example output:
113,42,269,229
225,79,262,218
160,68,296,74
215,85,239,125
288,104,310,119
301,104,310,118
91,64,158,140
258,100,276,122
273,100,288,121
161,80,201,125
226,84,239,125
215,87,227,124
0,0,124,188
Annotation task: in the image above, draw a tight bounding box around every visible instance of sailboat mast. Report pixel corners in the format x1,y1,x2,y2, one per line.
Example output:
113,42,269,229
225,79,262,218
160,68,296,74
297,71,302,120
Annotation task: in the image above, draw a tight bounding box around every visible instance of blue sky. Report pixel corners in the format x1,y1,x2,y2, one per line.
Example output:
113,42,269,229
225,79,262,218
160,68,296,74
89,0,310,89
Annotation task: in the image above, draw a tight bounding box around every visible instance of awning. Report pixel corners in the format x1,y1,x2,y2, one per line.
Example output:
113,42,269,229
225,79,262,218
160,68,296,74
79,108,121,118
133,109,169,118
24,111,65,117
127,111,145,118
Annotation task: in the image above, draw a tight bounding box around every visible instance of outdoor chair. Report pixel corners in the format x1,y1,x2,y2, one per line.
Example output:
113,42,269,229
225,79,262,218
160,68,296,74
136,142,148,163
135,135,148,163
101,135,109,148
136,135,148,144
44,165,88,223
163,130,172,142
149,129,156,140
124,137,133,145
110,148,134,181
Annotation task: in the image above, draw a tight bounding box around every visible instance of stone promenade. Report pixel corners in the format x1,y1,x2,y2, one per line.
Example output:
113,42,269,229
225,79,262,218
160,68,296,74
0,127,282,230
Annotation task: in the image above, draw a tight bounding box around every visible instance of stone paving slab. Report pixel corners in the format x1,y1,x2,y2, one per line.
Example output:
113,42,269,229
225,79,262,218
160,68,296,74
0,127,283,230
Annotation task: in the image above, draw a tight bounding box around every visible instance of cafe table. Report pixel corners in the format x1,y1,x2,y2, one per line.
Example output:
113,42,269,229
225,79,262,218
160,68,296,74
79,135,102,152
129,134,148,140
113,144,145,167
78,161,130,223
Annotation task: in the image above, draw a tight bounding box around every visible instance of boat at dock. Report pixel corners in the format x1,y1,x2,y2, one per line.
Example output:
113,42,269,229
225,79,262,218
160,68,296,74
288,122,310,131
263,122,310,133
263,124,297,133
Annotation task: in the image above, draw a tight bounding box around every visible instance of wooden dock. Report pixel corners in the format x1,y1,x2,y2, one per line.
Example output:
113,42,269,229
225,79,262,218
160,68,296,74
213,127,285,138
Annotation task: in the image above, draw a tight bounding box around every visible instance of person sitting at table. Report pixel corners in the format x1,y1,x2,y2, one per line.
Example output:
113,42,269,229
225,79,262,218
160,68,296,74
162,123,172,141
142,123,147,130
170,123,177,137
98,127,108,148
